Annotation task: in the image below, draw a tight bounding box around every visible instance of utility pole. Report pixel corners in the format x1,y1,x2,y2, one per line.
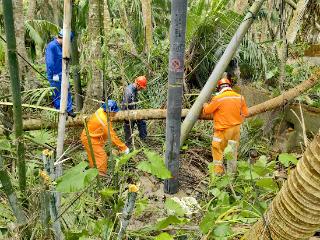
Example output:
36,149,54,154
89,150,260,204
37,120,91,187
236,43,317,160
180,0,266,146
164,0,188,194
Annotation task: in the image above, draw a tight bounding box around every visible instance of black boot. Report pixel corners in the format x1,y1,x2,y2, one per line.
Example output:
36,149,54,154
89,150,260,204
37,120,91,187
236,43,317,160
67,110,76,118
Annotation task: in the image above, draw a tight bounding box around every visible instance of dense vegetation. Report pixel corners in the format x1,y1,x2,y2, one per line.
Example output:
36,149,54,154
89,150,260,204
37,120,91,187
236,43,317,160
0,0,319,239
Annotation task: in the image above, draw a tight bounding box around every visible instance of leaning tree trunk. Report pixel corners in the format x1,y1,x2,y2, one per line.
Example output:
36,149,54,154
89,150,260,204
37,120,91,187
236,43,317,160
141,0,152,54
13,0,29,89
27,0,37,20
2,0,26,193
179,0,266,147
82,0,103,113
164,0,188,194
246,132,320,239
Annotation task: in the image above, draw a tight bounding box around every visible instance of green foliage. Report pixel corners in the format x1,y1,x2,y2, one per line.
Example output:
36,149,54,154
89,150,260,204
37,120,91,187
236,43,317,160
114,149,140,172
134,198,149,216
278,153,298,167
0,138,11,152
256,178,278,191
137,150,171,179
29,130,56,145
99,188,118,199
56,162,98,193
165,198,186,217
155,232,174,240
154,215,188,231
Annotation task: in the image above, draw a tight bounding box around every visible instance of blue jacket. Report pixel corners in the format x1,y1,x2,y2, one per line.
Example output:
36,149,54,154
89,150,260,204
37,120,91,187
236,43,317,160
122,84,138,110
45,38,62,80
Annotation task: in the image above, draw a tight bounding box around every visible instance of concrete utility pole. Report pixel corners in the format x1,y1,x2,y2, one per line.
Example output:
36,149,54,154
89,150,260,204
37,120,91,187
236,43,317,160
180,0,266,146
164,0,188,194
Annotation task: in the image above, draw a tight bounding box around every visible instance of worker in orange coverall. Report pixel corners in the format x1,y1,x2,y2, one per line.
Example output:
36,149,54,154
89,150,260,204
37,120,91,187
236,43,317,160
81,100,129,176
202,78,249,176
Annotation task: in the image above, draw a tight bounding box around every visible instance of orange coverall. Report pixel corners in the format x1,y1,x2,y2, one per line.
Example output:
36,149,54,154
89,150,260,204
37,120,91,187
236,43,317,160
203,88,249,175
80,108,128,175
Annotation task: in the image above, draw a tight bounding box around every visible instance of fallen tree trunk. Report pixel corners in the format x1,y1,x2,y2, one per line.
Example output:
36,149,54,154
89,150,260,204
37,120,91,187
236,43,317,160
245,132,320,239
248,70,320,117
2,70,318,132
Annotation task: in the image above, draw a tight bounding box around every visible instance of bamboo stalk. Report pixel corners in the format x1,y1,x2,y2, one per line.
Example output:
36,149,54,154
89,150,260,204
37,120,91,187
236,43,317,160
179,0,266,147
164,0,188,194
2,0,26,192
141,0,152,53
0,156,26,225
56,0,72,178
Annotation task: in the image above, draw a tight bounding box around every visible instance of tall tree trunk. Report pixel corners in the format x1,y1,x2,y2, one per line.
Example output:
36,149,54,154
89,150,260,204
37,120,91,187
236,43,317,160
287,0,310,43
82,0,103,113
141,0,152,54
50,0,61,26
27,0,37,20
71,3,83,111
164,0,188,194
104,0,112,97
2,0,26,193
180,0,266,147
13,0,30,89
246,132,320,239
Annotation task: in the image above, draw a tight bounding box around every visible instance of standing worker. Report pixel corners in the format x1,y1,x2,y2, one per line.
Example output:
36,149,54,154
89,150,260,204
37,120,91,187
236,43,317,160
81,100,129,176
122,76,148,148
45,29,76,117
202,78,249,176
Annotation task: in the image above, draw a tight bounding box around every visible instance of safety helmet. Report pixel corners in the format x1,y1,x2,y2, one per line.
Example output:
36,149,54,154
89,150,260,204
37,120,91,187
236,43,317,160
101,100,119,112
217,78,231,88
135,76,147,89
58,29,74,41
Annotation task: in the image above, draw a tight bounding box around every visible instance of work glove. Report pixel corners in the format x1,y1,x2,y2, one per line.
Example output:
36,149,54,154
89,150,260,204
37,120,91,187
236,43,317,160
124,148,130,155
53,74,60,81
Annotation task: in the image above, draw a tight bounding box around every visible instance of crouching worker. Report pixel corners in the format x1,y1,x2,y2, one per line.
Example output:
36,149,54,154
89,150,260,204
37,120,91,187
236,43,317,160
202,78,249,176
81,100,129,176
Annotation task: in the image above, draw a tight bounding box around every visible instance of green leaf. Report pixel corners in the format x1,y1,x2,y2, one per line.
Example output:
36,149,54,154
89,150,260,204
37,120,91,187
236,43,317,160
155,215,187,231
56,162,98,193
213,223,232,237
114,149,140,172
253,155,271,176
155,232,174,240
135,198,149,216
223,145,233,161
200,211,217,234
278,153,298,167
137,150,171,179
165,198,186,217
256,178,278,191
100,188,118,199
0,139,11,151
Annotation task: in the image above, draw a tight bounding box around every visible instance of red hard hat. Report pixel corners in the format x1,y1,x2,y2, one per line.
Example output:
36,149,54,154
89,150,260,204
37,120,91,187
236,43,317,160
135,76,147,89
217,78,231,87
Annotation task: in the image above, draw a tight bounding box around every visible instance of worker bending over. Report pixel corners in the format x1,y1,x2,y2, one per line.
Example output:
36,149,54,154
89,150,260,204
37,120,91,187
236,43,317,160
81,100,129,176
203,78,249,176
121,76,148,148
45,29,75,117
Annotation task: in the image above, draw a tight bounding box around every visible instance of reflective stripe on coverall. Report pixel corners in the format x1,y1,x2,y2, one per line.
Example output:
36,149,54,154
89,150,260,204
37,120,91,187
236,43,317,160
203,88,249,174
45,38,73,112
80,108,127,175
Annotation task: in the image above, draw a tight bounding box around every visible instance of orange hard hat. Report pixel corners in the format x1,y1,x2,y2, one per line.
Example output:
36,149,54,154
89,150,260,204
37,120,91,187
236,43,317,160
135,76,147,89
217,78,231,88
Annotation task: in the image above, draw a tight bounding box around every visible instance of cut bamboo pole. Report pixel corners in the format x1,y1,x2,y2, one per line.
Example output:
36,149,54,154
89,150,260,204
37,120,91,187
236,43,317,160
164,0,188,194
2,0,26,192
179,0,266,147
117,184,139,239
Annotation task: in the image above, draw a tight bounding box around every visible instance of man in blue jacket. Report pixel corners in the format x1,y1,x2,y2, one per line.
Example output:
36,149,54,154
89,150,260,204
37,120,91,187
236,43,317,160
45,30,75,117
